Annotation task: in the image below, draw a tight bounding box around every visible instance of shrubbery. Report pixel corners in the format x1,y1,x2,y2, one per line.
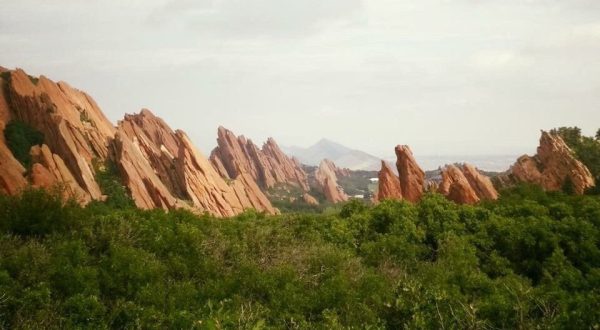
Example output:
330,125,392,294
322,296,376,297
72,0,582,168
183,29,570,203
0,185,598,328
3,120,44,169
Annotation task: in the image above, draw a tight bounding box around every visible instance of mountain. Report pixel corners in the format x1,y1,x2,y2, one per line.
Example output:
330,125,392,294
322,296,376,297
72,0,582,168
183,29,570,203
283,138,382,171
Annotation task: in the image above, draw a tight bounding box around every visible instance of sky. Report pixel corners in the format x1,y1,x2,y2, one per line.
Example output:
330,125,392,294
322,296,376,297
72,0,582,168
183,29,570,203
1,0,600,160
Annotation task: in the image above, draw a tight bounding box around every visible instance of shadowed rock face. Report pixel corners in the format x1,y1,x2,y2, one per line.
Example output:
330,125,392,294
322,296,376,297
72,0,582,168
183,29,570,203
210,127,309,191
395,145,425,203
438,164,498,205
0,67,276,216
314,159,348,203
377,160,402,201
510,131,595,194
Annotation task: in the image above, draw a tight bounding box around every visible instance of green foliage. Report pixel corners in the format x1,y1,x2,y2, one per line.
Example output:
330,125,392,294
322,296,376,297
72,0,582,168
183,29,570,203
3,120,44,169
0,186,598,328
93,160,135,210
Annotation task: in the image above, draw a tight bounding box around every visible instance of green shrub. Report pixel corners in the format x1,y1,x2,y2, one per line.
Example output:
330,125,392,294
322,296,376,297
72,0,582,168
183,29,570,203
3,120,44,169
0,186,598,328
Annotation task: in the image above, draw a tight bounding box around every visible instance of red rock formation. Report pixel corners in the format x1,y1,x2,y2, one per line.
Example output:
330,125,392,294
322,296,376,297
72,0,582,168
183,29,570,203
1,68,278,216
438,165,477,205
510,131,595,194
395,145,425,203
438,164,498,205
314,159,348,203
30,144,90,203
174,130,277,216
0,143,27,195
377,160,402,201
210,127,309,191
303,193,319,205
462,163,499,201
115,110,277,216
5,69,116,200
0,75,27,195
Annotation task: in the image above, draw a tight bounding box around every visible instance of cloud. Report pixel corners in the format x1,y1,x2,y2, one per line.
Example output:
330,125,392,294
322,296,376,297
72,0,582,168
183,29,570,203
150,0,364,38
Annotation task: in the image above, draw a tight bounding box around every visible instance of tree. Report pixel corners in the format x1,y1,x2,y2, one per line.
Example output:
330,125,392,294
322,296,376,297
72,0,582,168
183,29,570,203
596,128,600,141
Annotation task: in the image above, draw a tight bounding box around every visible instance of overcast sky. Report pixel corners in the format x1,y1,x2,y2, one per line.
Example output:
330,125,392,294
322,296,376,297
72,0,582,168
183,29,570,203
2,0,600,159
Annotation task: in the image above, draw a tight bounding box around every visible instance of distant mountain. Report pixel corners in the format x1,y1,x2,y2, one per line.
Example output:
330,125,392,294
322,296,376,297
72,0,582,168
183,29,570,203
283,139,382,171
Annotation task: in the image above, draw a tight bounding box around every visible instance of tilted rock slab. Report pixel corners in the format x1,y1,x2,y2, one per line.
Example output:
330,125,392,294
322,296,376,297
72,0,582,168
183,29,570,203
314,159,348,203
510,131,595,194
210,126,309,191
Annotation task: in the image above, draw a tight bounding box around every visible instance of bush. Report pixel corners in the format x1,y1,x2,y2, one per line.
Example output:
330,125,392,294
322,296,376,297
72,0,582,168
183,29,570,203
0,186,598,328
3,120,44,169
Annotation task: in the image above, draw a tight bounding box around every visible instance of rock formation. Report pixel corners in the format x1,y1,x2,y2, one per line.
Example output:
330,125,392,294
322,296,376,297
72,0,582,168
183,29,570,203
438,164,498,205
210,127,309,191
5,69,116,201
462,163,499,201
0,67,277,216
303,193,319,205
376,160,402,201
115,111,277,216
0,75,27,195
395,145,425,203
510,131,595,194
377,146,497,205
314,159,348,203
29,144,90,202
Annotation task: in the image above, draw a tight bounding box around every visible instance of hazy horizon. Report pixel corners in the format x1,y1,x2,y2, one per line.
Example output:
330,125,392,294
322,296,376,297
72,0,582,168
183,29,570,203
2,0,599,158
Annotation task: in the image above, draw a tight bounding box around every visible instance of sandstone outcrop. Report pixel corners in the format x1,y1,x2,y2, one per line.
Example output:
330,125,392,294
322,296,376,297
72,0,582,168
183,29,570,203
210,127,309,191
29,144,90,202
303,193,319,205
376,160,402,201
115,111,277,216
5,69,116,200
461,163,498,201
395,145,425,203
314,159,348,203
0,75,27,194
0,67,277,216
437,165,475,205
510,131,595,194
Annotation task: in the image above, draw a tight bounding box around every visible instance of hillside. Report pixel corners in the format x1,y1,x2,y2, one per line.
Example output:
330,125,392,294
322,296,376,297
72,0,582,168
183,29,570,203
283,138,382,171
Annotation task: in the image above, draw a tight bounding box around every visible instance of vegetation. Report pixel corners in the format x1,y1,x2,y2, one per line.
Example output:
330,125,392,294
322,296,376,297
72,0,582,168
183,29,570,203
3,120,44,169
93,160,135,210
0,184,598,329
337,170,377,199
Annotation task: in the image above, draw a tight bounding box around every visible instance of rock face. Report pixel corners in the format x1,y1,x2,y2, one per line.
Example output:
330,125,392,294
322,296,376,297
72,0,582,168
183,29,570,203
462,163,499,201
115,111,277,216
438,164,498,205
377,160,402,201
5,69,116,201
29,144,90,202
395,145,425,203
210,127,309,191
302,193,319,205
314,159,348,203
0,75,27,195
0,67,277,216
377,146,497,205
510,131,595,194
